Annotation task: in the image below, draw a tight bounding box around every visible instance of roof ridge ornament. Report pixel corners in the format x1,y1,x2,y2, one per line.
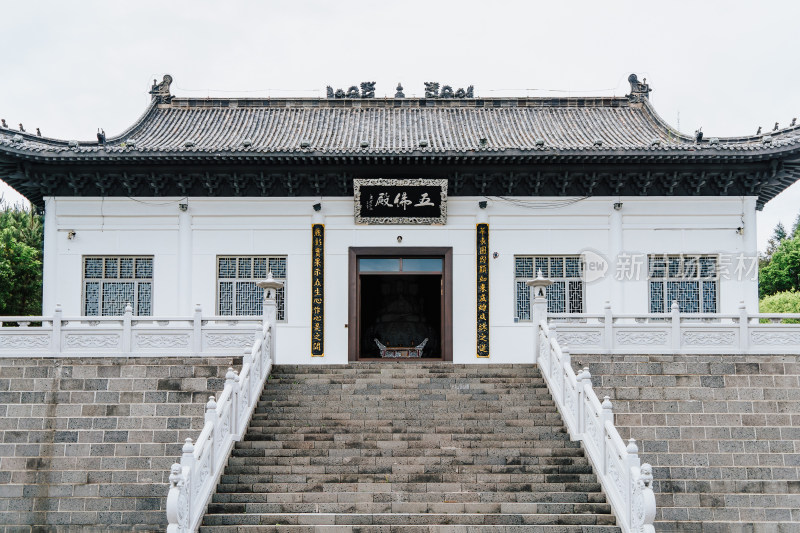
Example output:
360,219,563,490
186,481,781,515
424,82,474,99
326,82,376,99
626,74,651,103
150,74,173,104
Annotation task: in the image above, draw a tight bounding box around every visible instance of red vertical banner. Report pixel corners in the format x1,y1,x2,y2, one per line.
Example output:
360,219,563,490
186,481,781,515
476,223,489,358
311,224,324,357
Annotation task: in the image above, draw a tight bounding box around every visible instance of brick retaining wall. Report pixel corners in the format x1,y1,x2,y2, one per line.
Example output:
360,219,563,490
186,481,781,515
575,354,800,532
0,356,240,532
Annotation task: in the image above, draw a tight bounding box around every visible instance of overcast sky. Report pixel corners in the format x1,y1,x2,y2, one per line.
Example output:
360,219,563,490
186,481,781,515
2,0,799,250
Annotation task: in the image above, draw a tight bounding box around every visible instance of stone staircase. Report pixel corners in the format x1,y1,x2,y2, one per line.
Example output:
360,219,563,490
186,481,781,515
200,363,620,532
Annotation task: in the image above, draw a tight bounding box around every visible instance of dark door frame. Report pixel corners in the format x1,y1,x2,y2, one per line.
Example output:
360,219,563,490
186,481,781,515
348,247,453,362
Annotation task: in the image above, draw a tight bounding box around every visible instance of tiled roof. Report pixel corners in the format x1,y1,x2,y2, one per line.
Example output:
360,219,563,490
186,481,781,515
3,97,800,159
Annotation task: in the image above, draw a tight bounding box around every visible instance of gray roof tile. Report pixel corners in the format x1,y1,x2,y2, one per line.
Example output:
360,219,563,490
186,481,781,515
2,96,800,158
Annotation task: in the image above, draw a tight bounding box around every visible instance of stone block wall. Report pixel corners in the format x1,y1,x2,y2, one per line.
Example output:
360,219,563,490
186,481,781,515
0,356,240,532
575,353,800,533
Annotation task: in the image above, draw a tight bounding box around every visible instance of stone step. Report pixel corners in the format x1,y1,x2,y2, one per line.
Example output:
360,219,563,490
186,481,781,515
259,384,550,390
255,401,558,408
232,440,577,452
263,376,548,382
228,447,581,459
211,491,608,505
223,462,591,473
199,525,621,533
249,414,564,422
217,472,601,485
249,414,562,422
255,405,558,412
257,398,557,404
213,482,604,494
201,512,617,526
226,455,588,467
243,423,567,431
205,501,613,515
240,432,572,442
271,364,542,371
244,420,563,431
264,382,550,388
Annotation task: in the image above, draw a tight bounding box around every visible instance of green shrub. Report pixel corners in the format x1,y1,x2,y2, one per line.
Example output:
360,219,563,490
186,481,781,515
759,289,800,323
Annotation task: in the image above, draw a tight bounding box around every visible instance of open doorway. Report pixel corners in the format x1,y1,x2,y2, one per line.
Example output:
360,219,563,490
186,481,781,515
348,248,452,361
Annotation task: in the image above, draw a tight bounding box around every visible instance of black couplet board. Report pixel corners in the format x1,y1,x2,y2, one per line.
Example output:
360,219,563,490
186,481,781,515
311,224,324,357
476,223,489,358
354,179,447,224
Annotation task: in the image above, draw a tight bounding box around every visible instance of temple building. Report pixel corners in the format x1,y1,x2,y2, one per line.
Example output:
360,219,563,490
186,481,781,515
1,74,799,364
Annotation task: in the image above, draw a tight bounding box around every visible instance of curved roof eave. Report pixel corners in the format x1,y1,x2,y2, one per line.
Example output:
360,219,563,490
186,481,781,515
3,145,800,164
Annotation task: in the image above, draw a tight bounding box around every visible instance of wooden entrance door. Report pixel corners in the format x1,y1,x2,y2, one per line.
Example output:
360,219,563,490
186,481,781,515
348,247,452,361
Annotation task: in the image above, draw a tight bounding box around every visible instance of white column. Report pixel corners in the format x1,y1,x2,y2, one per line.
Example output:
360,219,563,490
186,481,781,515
742,196,758,313
42,197,57,314
178,204,192,315
609,205,623,313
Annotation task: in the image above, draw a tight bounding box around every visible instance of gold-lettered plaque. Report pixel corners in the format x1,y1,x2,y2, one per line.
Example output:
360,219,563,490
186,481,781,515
476,223,489,358
311,224,324,357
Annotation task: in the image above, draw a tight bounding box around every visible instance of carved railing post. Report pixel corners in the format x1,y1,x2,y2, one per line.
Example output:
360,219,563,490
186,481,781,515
547,323,557,374
51,304,63,354
193,304,202,353
257,272,283,364
246,346,259,393
603,301,613,353
225,368,239,434
601,396,614,473
561,348,571,403
205,396,217,469
178,438,194,530
122,303,133,353
670,300,680,354
527,270,553,364
738,301,749,352
626,438,641,524
639,463,657,533
166,463,186,533
576,367,591,435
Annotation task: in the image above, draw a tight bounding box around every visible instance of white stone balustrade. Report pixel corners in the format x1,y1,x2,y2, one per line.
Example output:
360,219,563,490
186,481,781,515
0,304,262,357
529,272,657,533
166,278,280,533
547,301,800,355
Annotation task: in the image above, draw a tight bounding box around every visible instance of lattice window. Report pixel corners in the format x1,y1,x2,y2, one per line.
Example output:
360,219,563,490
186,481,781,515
515,256,584,320
217,256,286,320
83,256,153,316
648,254,718,313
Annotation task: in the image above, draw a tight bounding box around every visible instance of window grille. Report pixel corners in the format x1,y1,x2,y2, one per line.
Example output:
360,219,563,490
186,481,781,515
648,254,718,313
83,256,153,316
515,256,584,320
217,256,286,320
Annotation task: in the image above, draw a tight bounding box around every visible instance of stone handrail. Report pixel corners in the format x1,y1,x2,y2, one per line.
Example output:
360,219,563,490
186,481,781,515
526,273,655,533
536,319,656,533
0,304,262,357
548,301,800,355
166,319,273,533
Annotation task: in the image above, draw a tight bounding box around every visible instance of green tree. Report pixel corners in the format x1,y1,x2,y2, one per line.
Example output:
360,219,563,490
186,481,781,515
759,233,800,298
762,221,788,266
792,213,800,239
0,202,43,316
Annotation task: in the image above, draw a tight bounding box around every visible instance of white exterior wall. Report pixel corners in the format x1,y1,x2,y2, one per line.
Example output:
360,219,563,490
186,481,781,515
43,195,758,364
